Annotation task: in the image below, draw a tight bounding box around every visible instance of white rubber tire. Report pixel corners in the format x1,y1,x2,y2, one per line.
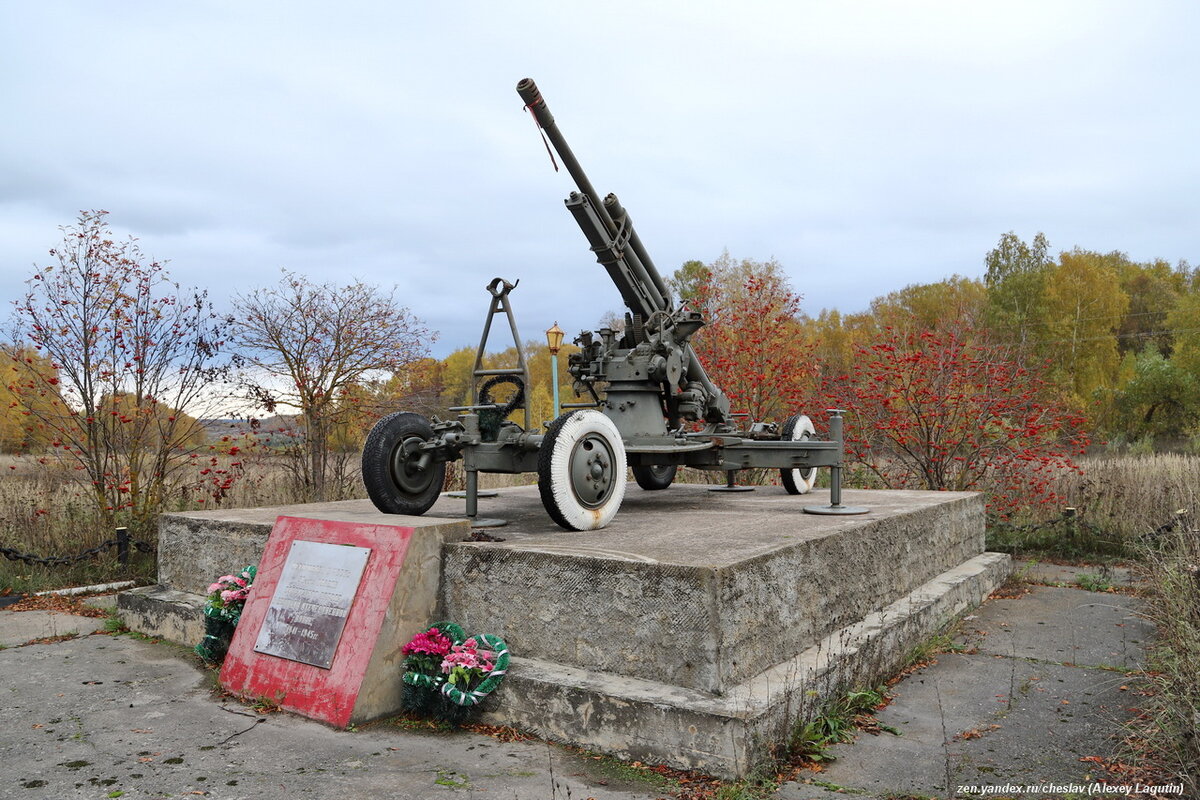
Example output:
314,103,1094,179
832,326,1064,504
537,410,627,531
781,413,818,495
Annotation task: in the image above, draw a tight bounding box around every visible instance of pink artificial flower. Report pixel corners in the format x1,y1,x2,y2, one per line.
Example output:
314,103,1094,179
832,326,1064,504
234,577,247,587
440,640,495,675
220,589,237,603
207,582,222,594
402,627,452,657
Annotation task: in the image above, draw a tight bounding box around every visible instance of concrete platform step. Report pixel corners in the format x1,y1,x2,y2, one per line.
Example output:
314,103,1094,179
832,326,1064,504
118,585,206,646
477,551,1011,776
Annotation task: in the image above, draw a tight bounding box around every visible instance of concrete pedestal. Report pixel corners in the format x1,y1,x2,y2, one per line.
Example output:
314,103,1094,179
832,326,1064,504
120,502,470,647
119,484,1008,778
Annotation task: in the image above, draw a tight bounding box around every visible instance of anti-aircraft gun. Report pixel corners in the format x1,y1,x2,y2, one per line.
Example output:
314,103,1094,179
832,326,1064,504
361,79,865,530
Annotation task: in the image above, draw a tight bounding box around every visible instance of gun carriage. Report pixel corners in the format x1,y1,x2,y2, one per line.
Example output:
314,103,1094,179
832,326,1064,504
362,79,862,530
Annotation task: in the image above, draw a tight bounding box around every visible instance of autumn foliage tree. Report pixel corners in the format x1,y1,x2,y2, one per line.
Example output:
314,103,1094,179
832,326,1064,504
8,211,236,536
983,231,1053,357
685,253,816,425
826,328,1089,517
231,272,433,502
1,346,60,453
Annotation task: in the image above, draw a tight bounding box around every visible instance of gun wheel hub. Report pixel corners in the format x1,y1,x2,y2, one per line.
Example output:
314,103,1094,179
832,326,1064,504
569,435,616,508
390,436,434,494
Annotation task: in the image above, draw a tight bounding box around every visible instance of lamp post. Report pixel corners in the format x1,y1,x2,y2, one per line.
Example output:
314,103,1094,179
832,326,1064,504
546,322,564,419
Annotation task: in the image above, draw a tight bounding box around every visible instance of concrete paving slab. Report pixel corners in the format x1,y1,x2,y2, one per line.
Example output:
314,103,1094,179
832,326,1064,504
958,585,1151,670
778,583,1151,799
782,652,1139,798
0,609,107,647
1,634,675,800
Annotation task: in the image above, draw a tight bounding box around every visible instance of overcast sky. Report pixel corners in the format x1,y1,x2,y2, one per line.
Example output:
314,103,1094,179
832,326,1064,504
2,2,1196,357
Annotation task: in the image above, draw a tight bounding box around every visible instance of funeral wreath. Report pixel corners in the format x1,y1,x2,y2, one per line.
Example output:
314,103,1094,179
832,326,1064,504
400,621,509,723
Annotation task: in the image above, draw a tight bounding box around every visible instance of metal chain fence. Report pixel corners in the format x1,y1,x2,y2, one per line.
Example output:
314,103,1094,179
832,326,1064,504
988,507,1194,542
0,527,155,567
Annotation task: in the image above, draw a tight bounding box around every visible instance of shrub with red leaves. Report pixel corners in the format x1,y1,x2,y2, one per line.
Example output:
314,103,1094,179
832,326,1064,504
824,328,1089,517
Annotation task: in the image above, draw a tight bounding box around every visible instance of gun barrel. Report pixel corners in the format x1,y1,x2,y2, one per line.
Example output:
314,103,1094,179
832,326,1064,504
517,78,730,425
517,79,676,313
517,78,615,236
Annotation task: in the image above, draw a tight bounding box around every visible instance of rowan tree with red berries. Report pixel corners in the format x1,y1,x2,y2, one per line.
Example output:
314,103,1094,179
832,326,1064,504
8,211,239,536
684,253,817,426
824,327,1089,517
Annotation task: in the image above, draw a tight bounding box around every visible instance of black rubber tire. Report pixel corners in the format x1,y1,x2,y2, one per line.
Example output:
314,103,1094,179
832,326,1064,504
537,410,627,531
632,463,677,491
362,411,446,516
780,413,817,495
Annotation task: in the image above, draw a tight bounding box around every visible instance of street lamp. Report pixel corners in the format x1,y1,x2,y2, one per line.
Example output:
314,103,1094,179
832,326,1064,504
546,322,565,419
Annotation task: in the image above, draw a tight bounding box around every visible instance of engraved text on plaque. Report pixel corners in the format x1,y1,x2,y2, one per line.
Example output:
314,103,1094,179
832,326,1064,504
253,540,371,669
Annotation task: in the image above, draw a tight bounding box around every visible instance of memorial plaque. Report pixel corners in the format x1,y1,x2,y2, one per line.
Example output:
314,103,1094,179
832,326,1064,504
253,540,371,669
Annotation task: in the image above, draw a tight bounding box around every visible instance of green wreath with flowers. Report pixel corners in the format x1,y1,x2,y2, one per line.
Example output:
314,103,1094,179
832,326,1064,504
399,621,509,721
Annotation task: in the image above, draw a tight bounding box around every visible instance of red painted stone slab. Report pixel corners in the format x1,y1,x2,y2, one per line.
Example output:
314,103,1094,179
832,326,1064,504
220,515,414,728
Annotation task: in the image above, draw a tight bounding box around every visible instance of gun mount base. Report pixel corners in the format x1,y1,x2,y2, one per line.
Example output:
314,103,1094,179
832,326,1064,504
464,517,509,528
802,504,872,515
709,470,756,492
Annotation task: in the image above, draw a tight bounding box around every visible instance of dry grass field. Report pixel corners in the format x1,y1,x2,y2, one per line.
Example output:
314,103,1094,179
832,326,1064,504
4,451,1196,588
0,450,315,594
983,453,1200,558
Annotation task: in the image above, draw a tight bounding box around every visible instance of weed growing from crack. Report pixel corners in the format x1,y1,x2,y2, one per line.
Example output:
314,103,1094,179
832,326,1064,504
1075,572,1114,592
789,686,892,763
